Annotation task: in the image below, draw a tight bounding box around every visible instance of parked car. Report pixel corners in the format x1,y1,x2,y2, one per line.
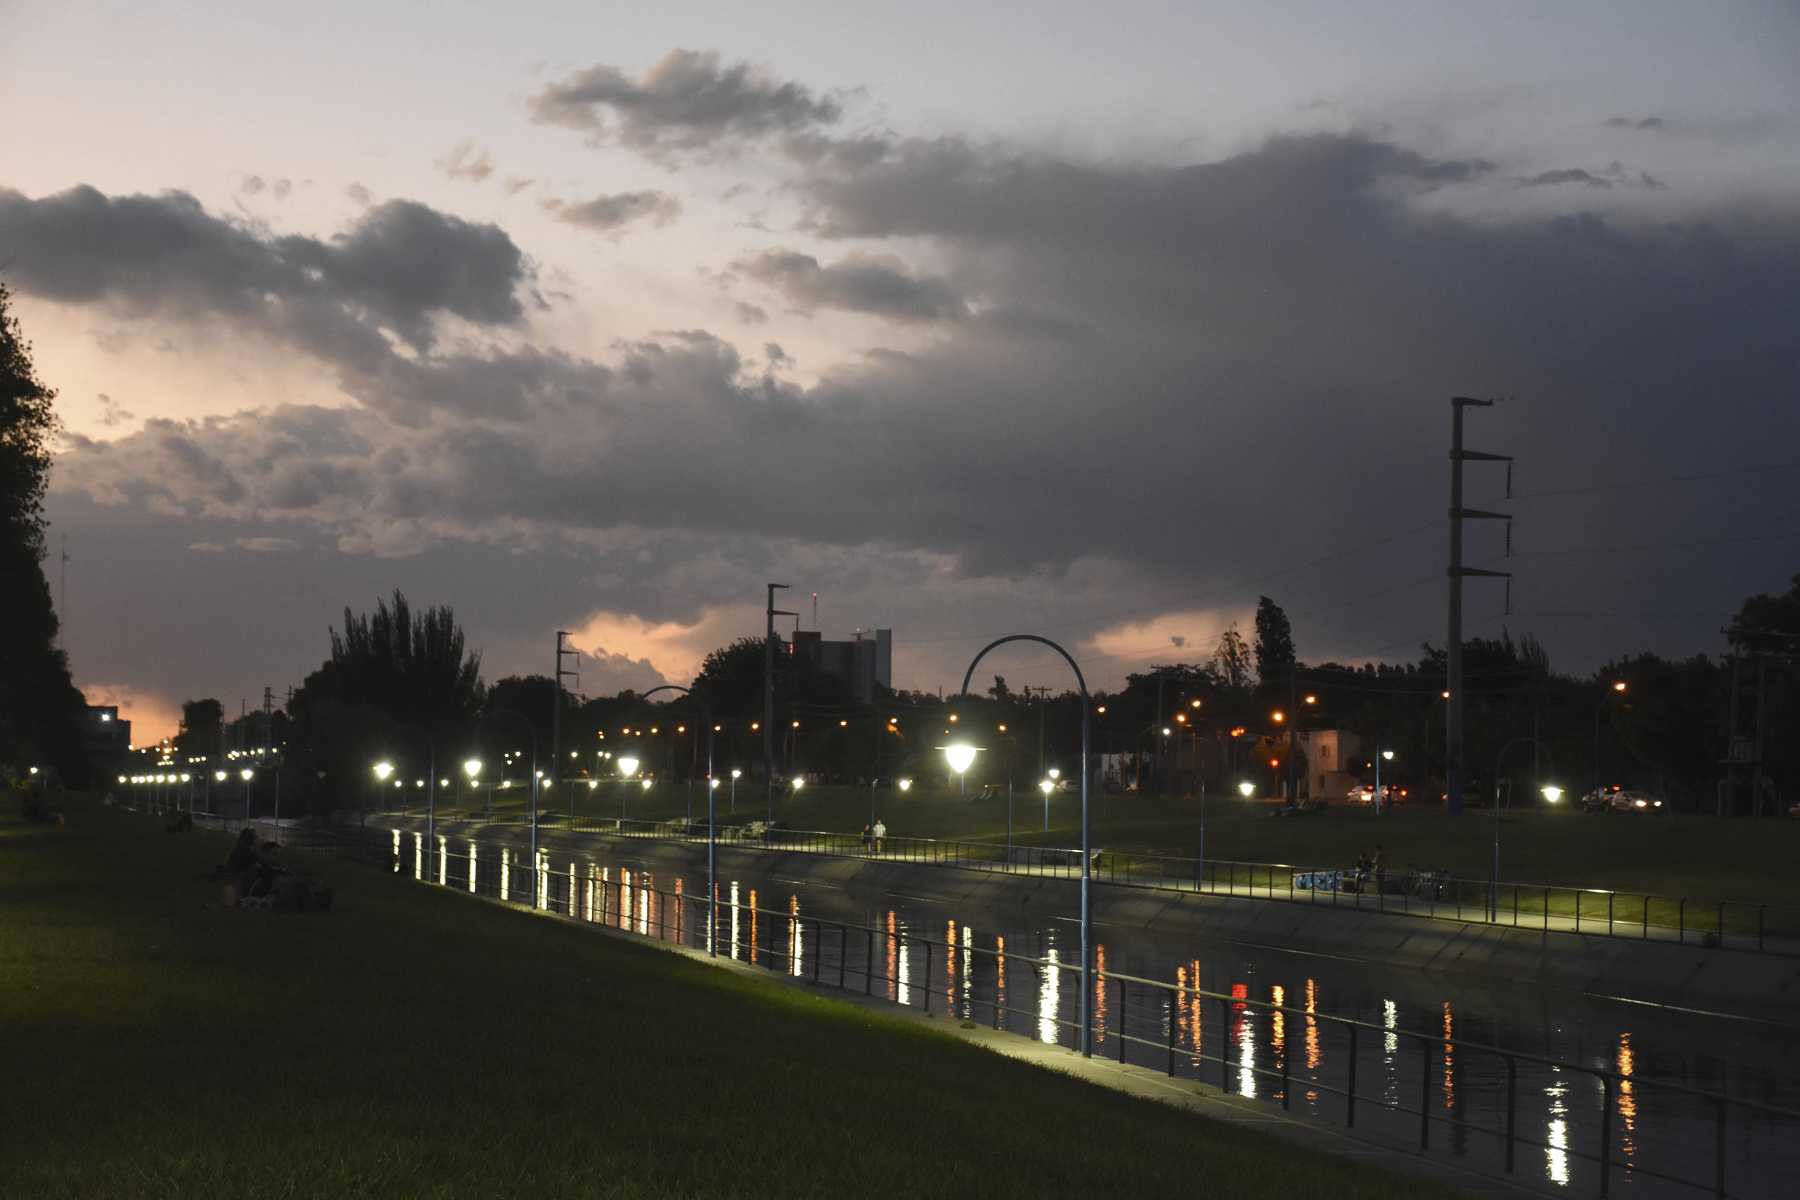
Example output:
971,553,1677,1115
1579,786,1663,813
1346,784,1404,807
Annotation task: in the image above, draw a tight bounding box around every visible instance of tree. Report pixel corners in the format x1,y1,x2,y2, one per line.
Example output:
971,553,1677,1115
0,281,88,779
177,698,225,756
328,590,483,731
692,636,770,716
1253,596,1296,686
287,590,483,814
1210,625,1254,694
988,675,1011,702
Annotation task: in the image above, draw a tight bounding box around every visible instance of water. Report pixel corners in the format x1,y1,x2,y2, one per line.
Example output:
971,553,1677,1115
400,828,1800,1198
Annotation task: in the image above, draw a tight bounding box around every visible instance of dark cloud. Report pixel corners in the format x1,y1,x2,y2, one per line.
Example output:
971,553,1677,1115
731,248,965,322
95,393,134,428
345,182,373,206
1605,116,1667,131
0,185,530,355
528,49,843,159
1523,168,1613,189
32,129,1800,694
542,190,682,234
436,139,495,182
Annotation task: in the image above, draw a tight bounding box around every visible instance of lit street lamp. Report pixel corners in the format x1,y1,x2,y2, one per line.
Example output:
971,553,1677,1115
1237,781,1256,799
1374,747,1395,816
953,633,1095,1056
1593,680,1629,808
1541,785,1564,804
730,767,742,814
944,741,978,797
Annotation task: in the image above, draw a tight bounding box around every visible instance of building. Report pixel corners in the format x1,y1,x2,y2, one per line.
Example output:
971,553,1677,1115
789,628,893,703
1296,727,1363,800
83,705,132,764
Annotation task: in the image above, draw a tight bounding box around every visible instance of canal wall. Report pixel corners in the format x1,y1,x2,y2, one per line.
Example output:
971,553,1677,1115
399,819,1800,1025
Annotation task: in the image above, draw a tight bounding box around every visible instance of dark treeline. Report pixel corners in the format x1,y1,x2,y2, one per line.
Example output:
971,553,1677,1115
164,577,1799,821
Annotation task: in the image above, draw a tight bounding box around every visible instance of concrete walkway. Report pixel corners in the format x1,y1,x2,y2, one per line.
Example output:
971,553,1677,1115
393,811,1798,957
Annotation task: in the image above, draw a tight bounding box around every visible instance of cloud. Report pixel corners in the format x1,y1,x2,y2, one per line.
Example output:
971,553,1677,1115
1605,116,1667,131
542,190,682,235
186,536,300,554
731,248,965,322
0,184,531,359
503,177,534,195
436,139,495,181
1522,168,1613,189
528,48,844,159
345,182,373,206
95,392,135,428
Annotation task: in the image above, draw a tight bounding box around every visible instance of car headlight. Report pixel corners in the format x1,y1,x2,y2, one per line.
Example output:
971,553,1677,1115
1653,800,1663,808
1634,799,1647,809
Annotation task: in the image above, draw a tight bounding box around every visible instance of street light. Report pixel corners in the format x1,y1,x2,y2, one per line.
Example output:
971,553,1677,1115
1594,681,1629,808
729,767,742,813
1238,781,1256,799
1541,785,1564,804
953,633,1095,1055
239,767,254,828
943,742,978,796
1374,747,1395,816
617,755,640,824
897,777,913,792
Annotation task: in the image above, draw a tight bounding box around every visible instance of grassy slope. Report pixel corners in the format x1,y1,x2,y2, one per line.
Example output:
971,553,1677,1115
0,800,1454,1200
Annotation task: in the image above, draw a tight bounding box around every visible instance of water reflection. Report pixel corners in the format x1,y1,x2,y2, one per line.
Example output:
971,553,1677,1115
1442,1001,1456,1112
945,922,958,1014
896,912,912,1005
960,924,974,1018
391,829,400,873
1038,947,1060,1044
1233,983,1255,1097
729,881,741,960
795,899,810,978
886,910,899,1003
500,847,511,900
1546,1068,1571,1187
1618,1032,1637,1174
413,832,423,880
1094,945,1109,1048
1304,978,1321,1104
438,837,448,887
1271,984,1287,1105
995,935,1007,1021
1382,999,1400,1105
468,840,478,893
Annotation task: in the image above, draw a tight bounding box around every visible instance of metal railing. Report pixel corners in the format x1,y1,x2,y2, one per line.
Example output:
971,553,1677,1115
395,835,1797,1200
409,809,1798,956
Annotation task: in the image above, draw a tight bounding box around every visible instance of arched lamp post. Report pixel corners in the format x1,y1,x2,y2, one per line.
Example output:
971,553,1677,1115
953,634,1095,1057
631,682,718,955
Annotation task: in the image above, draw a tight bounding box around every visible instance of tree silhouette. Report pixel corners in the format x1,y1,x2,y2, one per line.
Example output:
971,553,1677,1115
0,282,88,778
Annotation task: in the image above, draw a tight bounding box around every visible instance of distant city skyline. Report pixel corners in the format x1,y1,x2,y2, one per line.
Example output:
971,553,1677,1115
4,1,1798,741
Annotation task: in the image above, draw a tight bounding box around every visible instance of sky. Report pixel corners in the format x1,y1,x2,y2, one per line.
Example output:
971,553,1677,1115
4,1,1798,742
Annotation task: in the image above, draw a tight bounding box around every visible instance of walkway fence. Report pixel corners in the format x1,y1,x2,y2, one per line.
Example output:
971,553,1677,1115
413,832,1797,1200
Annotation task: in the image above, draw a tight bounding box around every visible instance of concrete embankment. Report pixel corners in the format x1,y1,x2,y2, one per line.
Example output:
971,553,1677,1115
390,818,1800,1025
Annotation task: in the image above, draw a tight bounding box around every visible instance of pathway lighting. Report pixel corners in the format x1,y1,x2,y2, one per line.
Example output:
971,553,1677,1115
897,778,913,792
943,743,978,776
215,771,228,782
1048,768,1061,781
239,768,254,781
618,756,640,778
1541,785,1564,803
1238,781,1256,798
374,761,394,782
792,778,805,791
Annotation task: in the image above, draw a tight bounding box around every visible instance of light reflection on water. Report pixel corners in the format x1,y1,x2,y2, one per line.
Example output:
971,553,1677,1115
1546,1068,1572,1187
462,846,1798,1200
499,848,511,900
1618,1032,1637,1174
1038,948,1060,1043
467,840,477,893
1233,983,1255,1097
1094,945,1108,1048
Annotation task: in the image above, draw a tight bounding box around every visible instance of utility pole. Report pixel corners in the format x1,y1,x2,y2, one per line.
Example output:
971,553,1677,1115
765,584,795,820
1446,398,1512,817
57,534,68,642
553,629,579,791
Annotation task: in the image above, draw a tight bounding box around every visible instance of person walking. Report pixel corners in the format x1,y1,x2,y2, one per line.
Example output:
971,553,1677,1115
872,817,887,854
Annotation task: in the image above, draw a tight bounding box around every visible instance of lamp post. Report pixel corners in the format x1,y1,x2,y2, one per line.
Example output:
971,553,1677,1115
954,634,1095,1056
617,755,641,822
1490,736,1546,920
1238,780,1256,799
730,768,742,814
1045,767,1059,832
1374,747,1395,816
239,767,255,830
373,759,394,818
1592,680,1628,807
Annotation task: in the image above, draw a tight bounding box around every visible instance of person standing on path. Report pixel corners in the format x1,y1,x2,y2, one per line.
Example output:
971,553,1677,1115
872,817,886,853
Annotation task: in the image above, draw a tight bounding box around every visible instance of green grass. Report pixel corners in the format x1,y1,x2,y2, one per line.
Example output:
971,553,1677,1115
0,798,1456,1199
423,781,1800,907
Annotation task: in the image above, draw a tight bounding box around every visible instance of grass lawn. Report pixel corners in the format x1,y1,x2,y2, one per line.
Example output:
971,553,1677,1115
430,781,1800,906
0,798,1456,1199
